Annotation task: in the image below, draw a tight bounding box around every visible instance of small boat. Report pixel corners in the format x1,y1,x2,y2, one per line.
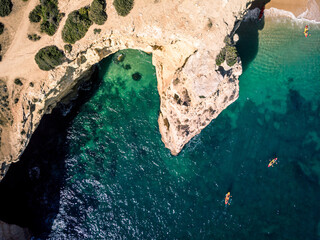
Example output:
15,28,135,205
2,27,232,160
268,158,278,168
258,6,265,20
304,25,309,38
225,192,231,205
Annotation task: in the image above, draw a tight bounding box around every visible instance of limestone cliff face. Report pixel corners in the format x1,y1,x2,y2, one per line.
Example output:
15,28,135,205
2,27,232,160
0,0,253,180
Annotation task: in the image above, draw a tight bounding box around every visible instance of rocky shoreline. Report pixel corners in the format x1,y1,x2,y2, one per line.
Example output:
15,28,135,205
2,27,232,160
0,0,259,181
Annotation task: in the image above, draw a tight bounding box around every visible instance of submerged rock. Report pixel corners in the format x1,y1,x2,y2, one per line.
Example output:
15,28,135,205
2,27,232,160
132,72,142,81
123,64,131,70
115,53,125,63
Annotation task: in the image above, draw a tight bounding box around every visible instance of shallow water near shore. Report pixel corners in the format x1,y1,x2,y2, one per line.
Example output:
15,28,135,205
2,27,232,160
1,18,320,239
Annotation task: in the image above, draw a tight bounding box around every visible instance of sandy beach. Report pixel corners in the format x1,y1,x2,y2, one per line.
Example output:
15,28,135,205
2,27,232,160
267,0,320,21
267,0,308,16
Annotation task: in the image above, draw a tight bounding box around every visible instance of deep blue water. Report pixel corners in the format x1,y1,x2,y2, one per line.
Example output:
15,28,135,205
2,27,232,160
0,18,319,240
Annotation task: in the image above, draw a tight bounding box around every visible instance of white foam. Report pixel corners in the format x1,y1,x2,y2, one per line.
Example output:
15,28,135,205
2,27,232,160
265,7,320,24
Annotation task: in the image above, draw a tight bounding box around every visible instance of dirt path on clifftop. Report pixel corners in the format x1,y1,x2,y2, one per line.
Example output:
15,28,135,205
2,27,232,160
0,0,92,82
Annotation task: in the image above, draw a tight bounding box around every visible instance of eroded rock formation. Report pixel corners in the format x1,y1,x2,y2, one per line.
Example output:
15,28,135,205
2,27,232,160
0,0,254,180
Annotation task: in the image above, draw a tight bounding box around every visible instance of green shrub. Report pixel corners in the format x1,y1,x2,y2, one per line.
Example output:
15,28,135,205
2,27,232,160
64,44,72,53
0,0,13,17
224,36,232,45
94,28,101,34
35,45,65,71
27,33,41,41
62,8,93,44
14,78,23,86
89,0,107,25
28,0,63,36
113,0,134,16
215,47,226,66
225,45,238,67
0,22,4,35
78,55,87,64
29,5,42,23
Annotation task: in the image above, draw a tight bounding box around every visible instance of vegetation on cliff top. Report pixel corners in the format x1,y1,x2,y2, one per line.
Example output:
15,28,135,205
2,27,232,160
225,45,238,66
28,33,41,41
64,44,72,53
216,36,239,67
113,0,134,16
29,0,63,36
89,0,107,25
62,7,93,44
62,0,107,44
0,0,13,17
0,22,4,35
35,45,65,71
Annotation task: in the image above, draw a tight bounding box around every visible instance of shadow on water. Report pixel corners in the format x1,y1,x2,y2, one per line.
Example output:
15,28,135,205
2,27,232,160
0,63,105,238
236,16,265,71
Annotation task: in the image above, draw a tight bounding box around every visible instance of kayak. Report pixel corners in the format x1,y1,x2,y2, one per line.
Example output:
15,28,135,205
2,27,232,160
258,6,265,20
304,25,309,37
268,158,278,167
225,192,231,205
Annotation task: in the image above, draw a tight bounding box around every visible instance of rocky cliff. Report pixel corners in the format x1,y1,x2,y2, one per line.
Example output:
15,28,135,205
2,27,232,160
0,0,254,180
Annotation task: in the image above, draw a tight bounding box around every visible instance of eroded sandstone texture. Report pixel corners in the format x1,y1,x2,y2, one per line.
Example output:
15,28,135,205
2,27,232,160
0,0,253,180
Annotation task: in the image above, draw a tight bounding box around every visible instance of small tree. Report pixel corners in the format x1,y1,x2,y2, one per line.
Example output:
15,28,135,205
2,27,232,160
28,1,63,36
113,0,134,16
64,44,72,53
0,0,13,17
29,5,42,22
94,28,101,34
28,33,41,41
225,45,238,67
215,47,226,66
62,8,93,44
35,45,65,71
0,22,4,35
89,0,107,25
14,78,23,86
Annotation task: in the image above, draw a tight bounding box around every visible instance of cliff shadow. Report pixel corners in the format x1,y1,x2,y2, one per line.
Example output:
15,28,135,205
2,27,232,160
0,65,103,239
236,13,265,71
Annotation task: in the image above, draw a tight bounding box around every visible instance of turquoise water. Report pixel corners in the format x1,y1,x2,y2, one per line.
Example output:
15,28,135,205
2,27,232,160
0,19,319,239
45,19,320,239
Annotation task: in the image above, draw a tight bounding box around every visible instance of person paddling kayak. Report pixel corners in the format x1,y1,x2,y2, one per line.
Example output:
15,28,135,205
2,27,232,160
304,25,309,37
268,158,278,167
225,192,232,205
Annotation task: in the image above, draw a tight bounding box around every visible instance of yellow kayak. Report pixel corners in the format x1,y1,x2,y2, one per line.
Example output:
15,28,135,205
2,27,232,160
304,25,309,37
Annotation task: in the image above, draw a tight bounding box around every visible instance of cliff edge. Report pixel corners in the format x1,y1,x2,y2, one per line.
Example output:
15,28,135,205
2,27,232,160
0,0,253,180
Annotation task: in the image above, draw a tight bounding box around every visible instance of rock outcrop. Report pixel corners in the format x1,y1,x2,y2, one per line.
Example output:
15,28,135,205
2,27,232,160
0,0,254,180
0,220,30,240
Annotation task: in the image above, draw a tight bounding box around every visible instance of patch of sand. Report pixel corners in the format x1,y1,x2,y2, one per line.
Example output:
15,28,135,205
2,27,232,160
266,0,320,21
0,0,29,55
267,0,309,16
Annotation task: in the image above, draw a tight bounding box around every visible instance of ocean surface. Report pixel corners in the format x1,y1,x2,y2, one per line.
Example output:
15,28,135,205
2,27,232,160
0,17,320,240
